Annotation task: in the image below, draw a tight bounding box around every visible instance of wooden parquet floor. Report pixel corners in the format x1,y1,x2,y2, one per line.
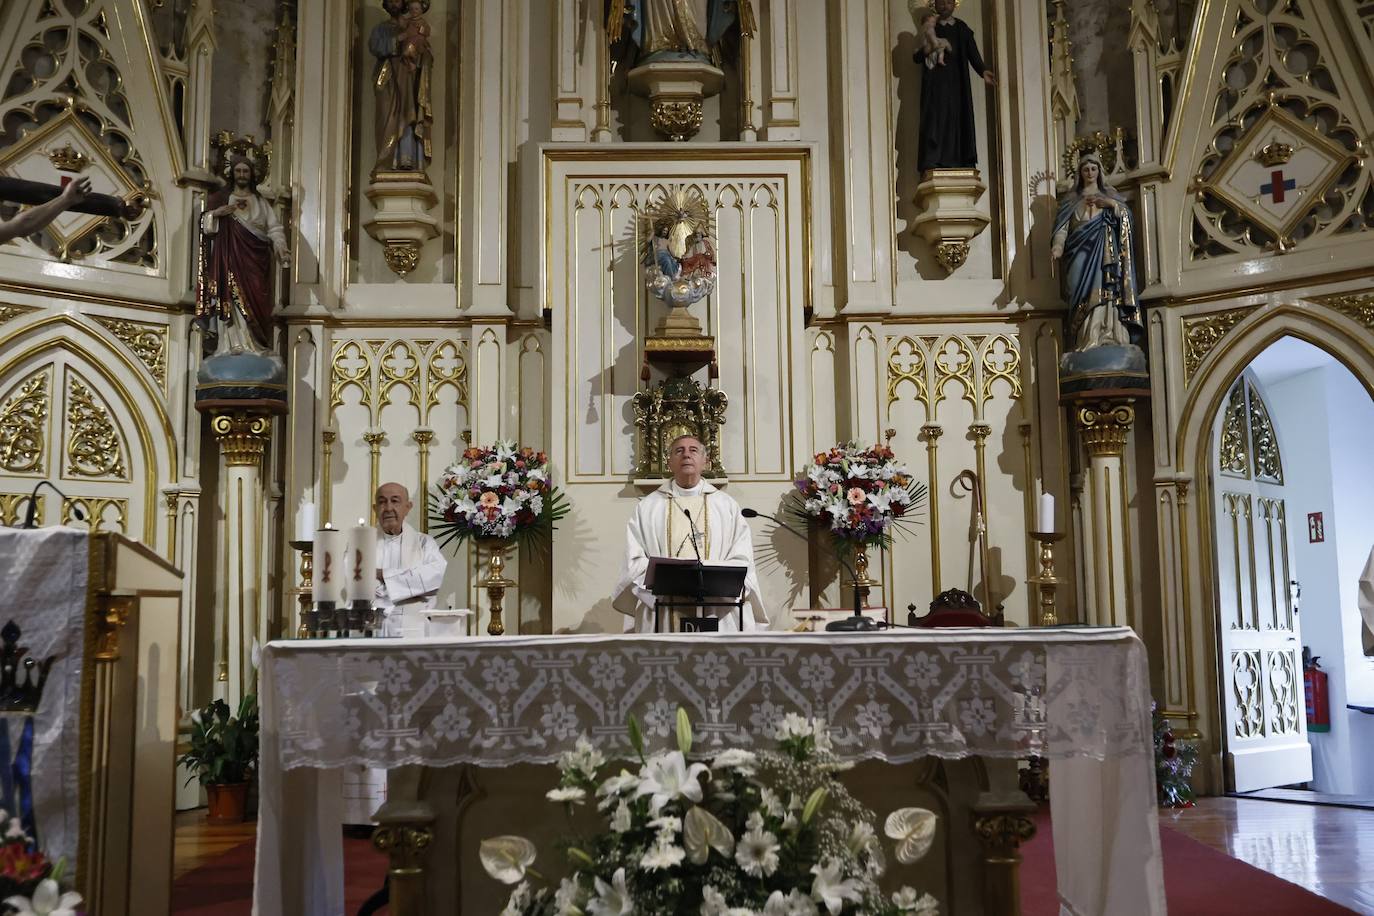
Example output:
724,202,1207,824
173,808,256,880
1165,797,1374,914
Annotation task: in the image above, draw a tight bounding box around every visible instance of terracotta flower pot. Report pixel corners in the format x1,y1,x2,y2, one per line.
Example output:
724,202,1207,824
205,782,249,824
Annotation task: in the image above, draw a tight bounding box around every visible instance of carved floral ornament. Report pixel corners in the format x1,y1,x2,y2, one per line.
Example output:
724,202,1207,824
1216,376,1283,484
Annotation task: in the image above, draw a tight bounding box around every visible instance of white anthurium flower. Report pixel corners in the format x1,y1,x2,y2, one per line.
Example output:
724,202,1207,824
892,887,940,914
634,750,708,814
684,805,735,865
2,880,83,916
763,889,820,916
588,867,633,916
884,807,938,865
547,786,587,804
610,799,633,833
809,859,863,916
480,835,538,884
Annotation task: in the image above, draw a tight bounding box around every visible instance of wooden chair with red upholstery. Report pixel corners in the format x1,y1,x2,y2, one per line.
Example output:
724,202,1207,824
907,587,1004,628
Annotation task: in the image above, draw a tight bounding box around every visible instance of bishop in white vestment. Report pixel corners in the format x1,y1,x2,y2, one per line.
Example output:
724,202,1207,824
613,435,767,632
373,482,448,636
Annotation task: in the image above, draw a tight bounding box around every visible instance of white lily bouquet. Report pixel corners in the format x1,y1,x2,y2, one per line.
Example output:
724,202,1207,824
481,711,940,916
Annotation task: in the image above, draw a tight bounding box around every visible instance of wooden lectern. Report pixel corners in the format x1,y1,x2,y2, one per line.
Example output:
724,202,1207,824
81,533,182,916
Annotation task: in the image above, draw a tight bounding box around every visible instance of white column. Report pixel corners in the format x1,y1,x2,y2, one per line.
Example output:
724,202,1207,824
210,411,273,704
763,0,800,141
831,2,894,313
467,0,517,316
551,0,588,140
1075,400,1137,628
291,0,352,310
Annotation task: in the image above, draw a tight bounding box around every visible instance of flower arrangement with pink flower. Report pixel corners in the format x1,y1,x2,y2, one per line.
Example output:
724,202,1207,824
791,442,927,547
430,441,569,550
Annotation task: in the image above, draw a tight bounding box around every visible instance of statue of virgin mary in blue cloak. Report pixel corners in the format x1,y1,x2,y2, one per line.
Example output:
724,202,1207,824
1051,154,1143,353
606,0,755,70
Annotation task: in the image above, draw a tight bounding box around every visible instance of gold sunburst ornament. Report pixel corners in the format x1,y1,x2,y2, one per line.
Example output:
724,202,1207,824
641,187,717,308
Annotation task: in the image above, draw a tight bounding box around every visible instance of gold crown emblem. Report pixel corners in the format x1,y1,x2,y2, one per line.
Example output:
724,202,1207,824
1256,141,1294,167
46,142,90,173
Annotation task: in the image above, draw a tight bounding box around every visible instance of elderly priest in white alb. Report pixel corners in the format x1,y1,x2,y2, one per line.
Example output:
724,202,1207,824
373,482,448,635
613,435,768,632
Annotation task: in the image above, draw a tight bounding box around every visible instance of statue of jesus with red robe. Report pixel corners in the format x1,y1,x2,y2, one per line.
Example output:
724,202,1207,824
196,156,289,353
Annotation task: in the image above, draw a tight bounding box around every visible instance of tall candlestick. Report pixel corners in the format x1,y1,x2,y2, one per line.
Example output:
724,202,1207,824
297,501,317,542
346,518,377,603
1037,492,1055,534
312,525,343,603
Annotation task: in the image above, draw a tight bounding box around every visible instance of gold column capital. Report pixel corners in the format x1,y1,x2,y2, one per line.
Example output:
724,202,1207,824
972,811,1037,851
1075,399,1135,458
969,421,992,440
411,428,434,446
210,410,274,467
920,423,943,440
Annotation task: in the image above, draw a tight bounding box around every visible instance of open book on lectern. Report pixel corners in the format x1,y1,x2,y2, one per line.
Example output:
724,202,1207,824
644,557,748,599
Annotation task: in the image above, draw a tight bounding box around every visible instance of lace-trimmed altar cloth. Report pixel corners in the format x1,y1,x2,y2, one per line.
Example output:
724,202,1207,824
254,628,1165,916
267,628,1148,769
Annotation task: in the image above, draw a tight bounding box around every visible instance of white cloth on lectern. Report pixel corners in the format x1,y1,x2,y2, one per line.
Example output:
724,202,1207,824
612,480,768,632
0,528,87,871
373,523,446,635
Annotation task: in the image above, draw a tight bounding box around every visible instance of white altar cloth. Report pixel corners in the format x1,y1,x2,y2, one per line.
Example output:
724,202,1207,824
253,628,1166,915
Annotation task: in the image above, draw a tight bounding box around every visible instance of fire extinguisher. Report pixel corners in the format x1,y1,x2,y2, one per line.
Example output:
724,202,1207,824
1303,646,1330,733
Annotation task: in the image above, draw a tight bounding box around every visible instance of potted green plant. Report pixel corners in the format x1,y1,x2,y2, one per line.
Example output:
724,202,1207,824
177,694,259,823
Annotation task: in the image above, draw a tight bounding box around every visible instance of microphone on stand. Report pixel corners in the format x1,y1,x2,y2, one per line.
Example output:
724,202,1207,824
20,480,85,529
682,508,708,607
740,507,881,632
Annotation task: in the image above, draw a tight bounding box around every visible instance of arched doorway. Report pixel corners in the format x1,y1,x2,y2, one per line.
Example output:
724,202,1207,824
1201,333,1374,794
1169,302,1374,794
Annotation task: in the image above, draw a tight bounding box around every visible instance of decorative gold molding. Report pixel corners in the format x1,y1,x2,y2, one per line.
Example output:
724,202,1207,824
1248,382,1283,483
63,496,128,533
1218,381,1249,478
94,593,134,662
0,303,39,327
0,493,42,527
1308,292,1374,331
383,241,421,277
650,99,705,141
65,375,127,479
92,316,168,388
1182,306,1254,383
1076,401,1135,458
935,241,970,272
0,368,51,475
210,411,273,467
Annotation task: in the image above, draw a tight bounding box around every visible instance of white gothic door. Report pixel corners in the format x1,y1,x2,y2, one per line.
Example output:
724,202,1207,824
1212,373,1311,792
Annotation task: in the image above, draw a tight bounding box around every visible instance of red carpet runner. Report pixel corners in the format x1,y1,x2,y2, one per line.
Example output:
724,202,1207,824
171,812,1354,914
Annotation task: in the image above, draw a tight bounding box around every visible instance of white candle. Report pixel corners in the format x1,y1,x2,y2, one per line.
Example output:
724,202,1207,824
312,525,343,603
345,518,377,603
297,501,317,542
1037,492,1055,534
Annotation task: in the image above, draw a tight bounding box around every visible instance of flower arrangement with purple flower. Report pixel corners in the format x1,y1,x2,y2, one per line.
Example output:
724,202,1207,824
791,442,927,549
429,441,569,551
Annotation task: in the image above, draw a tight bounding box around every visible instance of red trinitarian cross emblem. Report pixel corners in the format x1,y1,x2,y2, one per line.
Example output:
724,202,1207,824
1260,169,1296,203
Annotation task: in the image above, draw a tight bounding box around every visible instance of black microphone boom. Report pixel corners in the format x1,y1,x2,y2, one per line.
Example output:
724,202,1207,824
740,507,881,632
21,480,85,529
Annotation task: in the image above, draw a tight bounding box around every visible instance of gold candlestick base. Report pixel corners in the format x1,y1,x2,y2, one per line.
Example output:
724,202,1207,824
481,539,516,636
1028,531,1065,627
289,539,315,638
